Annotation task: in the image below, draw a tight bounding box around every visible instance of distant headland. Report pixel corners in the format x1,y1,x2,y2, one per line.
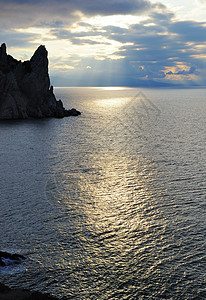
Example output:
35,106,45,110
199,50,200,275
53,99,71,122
0,43,81,119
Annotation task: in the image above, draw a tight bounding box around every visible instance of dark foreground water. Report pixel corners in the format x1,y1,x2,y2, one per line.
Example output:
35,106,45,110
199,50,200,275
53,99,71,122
0,87,206,299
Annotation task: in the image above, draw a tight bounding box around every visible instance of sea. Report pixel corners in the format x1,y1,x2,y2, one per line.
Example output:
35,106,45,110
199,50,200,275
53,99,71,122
0,87,206,299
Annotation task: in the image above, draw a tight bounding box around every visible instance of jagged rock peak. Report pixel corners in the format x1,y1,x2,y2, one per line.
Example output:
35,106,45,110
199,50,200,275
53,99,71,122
34,45,47,56
31,45,48,61
0,43,81,119
0,43,7,66
0,43,7,55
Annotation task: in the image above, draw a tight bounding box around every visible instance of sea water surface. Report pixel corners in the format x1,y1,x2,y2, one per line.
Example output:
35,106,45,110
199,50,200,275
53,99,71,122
0,87,206,299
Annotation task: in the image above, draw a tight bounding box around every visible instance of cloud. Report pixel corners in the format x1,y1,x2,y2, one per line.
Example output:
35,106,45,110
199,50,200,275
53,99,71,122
169,21,206,42
40,7,206,86
0,0,206,86
0,2,78,29
73,0,152,15
0,31,40,48
166,66,197,76
0,0,152,29
93,10,206,85
51,28,105,41
2,0,152,15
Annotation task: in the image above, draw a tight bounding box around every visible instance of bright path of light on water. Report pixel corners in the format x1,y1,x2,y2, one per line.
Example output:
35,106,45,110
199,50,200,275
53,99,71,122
1,87,206,298
100,87,128,91
96,97,131,107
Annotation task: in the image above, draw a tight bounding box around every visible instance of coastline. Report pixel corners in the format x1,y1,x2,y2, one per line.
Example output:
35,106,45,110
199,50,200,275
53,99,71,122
0,283,59,300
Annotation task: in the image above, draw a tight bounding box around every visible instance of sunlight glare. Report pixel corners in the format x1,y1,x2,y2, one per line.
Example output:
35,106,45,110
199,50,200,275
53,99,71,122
101,87,127,91
82,15,148,29
96,97,130,108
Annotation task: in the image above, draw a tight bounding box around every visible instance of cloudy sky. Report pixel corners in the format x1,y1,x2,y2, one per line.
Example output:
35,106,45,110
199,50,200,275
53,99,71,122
0,0,206,87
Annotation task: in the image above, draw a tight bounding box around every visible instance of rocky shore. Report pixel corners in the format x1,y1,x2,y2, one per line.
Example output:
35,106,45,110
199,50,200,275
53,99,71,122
0,43,81,119
0,252,60,299
0,283,59,300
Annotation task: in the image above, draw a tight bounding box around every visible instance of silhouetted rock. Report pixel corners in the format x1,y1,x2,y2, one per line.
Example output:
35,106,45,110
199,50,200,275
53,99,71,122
0,283,58,299
0,43,81,119
0,251,25,266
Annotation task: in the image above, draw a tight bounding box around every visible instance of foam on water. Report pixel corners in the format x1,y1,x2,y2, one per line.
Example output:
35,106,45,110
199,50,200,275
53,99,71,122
0,262,27,275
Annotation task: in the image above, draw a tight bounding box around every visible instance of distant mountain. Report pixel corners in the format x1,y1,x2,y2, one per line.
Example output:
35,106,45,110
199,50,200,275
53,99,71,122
0,43,81,119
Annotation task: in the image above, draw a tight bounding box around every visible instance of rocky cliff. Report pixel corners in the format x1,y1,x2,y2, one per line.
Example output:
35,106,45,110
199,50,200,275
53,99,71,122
0,43,81,119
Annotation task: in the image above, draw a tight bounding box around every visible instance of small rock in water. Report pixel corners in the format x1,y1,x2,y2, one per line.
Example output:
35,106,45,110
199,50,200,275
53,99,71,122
0,251,25,266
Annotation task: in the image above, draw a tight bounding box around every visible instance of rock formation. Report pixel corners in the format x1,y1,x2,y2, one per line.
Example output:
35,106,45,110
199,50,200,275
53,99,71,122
0,282,58,299
0,43,81,119
0,251,25,266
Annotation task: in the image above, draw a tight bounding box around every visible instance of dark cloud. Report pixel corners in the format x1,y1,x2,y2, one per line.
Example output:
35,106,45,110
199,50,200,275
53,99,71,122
166,67,197,76
0,0,152,29
74,0,152,15
169,21,206,42
0,2,79,29
149,11,175,24
2,0,152,15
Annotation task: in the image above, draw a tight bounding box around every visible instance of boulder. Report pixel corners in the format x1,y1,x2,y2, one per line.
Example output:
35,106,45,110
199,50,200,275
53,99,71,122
0,43,81,119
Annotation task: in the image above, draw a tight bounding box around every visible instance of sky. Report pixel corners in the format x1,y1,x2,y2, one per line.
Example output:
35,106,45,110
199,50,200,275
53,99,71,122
0,0,206,87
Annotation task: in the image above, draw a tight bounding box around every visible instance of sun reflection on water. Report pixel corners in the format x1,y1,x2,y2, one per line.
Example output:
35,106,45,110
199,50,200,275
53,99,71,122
43,87,170,298
100,87,128,91
46,144,168,300
96,97,131,107
52,146,162,259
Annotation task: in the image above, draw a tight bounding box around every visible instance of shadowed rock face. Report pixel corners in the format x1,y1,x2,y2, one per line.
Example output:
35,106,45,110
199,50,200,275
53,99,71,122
0,43,81,119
